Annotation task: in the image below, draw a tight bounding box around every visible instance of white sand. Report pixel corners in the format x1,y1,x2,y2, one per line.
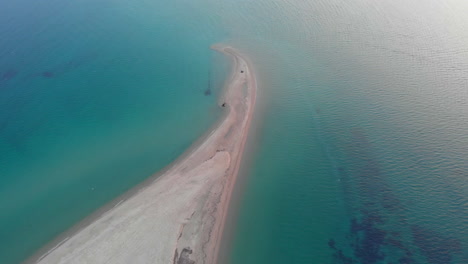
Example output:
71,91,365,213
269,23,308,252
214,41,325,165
32,45,257,264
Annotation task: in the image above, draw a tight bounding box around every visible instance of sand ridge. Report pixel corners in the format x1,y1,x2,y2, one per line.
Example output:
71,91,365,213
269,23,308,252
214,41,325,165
31,45,257,264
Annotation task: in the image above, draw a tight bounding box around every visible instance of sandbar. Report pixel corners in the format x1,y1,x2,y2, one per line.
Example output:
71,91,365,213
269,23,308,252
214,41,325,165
29,45,257,264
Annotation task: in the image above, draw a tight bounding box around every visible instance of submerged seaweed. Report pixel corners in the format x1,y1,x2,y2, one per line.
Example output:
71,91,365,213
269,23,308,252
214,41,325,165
42,71,54,78
1,69,17,81
330,130,415,264
331,211,415,264
0,69,18,88
411,225,462,264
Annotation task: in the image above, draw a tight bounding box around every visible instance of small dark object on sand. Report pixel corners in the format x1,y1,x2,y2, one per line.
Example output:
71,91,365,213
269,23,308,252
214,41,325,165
42,71,54,78
177,247,195,264
222,103,226,107
241,70,244,73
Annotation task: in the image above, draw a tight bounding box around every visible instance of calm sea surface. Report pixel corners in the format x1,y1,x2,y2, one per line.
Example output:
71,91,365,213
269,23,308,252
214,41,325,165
1,0,467,263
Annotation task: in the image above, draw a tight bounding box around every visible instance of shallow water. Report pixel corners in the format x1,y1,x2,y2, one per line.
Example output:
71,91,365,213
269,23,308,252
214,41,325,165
1,0,467,263
0,0,226,262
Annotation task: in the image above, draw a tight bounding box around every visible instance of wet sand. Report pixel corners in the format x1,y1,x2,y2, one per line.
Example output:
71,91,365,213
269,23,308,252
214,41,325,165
31,45,257,264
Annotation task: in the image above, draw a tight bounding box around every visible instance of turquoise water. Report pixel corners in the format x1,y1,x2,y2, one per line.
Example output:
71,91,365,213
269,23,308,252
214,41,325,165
223,1,468,263
0,0,228,262
1,0,468,263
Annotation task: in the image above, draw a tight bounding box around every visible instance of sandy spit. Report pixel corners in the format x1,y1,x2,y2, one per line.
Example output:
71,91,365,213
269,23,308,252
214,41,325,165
29,45,257,264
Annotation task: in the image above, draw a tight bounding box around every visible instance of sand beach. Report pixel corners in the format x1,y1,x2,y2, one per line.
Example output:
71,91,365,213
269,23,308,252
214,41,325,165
30,45,257,264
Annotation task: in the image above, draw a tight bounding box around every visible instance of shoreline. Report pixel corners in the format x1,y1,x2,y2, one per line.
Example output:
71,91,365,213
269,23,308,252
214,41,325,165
215,51,265,264
205,45,258,264
26,45,257,264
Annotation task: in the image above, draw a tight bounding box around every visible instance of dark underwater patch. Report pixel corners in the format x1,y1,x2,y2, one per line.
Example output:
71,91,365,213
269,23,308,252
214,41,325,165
333,249,354,264
411,225,462,264
330,129,417,264
0,69,18,88
328,239,337,250
42,71,54,78
330,211,415,264
1,69,18,81
350,212,387,264
33,51,98,79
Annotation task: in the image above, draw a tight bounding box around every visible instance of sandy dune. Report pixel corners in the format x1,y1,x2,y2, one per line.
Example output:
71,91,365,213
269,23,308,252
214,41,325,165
31,45,257,264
